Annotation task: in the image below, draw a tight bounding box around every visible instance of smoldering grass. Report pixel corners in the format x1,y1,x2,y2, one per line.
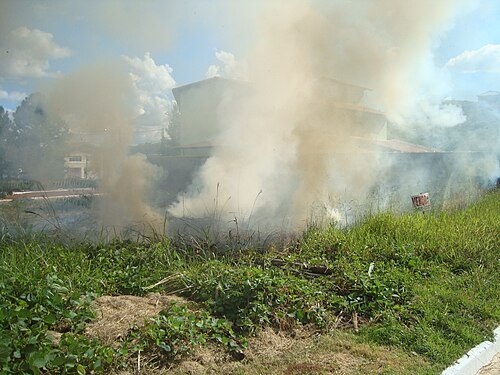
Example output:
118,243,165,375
165,184,269,257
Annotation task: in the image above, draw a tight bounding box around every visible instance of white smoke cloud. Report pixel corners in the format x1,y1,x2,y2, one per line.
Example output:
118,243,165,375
0,27,71,79
446,44,500,73
205,50,248,81
170,0,470,229
417,101,466,128
123,52,176,143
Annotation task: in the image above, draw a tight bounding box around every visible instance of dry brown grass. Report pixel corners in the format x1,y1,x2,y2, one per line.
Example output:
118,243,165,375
85,293,186,347
83,293,433,375
118,326,432,375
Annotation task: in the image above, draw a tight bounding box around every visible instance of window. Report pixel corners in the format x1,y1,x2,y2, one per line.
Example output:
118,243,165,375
69,156,82,162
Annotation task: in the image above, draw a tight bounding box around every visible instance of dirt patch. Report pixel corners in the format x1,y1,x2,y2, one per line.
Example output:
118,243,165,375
477,352,500,375
85,293,185,346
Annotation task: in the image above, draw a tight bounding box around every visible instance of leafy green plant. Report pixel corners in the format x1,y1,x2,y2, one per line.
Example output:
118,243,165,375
139,302,244,361
181,262,344,332
0,272,118,373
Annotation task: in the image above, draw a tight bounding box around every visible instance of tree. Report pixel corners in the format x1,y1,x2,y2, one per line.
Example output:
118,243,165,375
0,106,13,177
167,102,181,147
5,93,69,181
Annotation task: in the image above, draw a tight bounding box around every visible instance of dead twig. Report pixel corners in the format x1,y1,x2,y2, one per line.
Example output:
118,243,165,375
164,286,193,296
143,274,179,291
332,309,344,329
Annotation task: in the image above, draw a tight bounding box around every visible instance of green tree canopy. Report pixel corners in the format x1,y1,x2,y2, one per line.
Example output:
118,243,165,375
4,93,69,181
0,106,14,176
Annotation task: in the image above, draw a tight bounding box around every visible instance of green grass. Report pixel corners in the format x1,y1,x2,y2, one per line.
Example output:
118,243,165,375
0,189,498,373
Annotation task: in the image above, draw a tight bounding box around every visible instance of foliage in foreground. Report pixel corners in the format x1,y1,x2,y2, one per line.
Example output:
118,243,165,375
0,190,498,373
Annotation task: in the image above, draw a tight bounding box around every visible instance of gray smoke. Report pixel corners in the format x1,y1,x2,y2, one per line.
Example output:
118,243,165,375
46,62,162,232
3,0,497,236
169,0,474,229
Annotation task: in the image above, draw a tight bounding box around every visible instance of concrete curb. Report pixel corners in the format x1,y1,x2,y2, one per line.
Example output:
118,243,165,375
441,327,500,375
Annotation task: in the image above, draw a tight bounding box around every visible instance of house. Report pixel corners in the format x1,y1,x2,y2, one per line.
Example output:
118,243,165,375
64,152,90,179
63,140,101,180
155,77,500,211
171,77,250,156
477,91,500,106
170,76,414,155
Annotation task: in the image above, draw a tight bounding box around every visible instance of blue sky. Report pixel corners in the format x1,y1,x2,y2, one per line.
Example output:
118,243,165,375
1,0,500,111
436,0,500,99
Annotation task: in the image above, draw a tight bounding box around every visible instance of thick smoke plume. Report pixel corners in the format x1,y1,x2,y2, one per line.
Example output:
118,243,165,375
170,0,468,229
4,0,495,236
46,63,162,231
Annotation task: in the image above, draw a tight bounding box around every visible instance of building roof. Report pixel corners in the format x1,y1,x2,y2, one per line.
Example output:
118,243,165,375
176,137,442,154
174,140,215,149
333,102,385,116
323,77,371,91
351,136,442,153
172,77,249,102
478,91,500,97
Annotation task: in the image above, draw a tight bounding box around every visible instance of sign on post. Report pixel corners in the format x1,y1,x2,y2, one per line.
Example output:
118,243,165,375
411,193,430,211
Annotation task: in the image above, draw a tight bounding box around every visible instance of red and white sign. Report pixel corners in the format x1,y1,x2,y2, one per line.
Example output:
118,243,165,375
411,193,430,208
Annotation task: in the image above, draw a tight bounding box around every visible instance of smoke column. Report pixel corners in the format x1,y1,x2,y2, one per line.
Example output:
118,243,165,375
46,63,162,232
169,0,467,228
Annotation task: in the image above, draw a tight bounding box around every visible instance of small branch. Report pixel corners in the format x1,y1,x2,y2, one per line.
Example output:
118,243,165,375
352,310,359,332
332,310,344,329
143,274,179,291
256,258,333,276
164,286,193,296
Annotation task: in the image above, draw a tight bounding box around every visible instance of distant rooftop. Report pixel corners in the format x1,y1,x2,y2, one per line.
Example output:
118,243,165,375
176,137,442,154
172,76,370,99
333,102,385,116
322,77,371,91
351,137,443,153
478,91,500,97
172,77,248,102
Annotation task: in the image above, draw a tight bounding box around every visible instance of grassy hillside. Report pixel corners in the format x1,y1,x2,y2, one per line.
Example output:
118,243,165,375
0,189,498,374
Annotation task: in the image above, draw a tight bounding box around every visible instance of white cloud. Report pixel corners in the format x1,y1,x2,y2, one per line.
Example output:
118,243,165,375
205,50,248,80
446,44,500,73
123,52,176,143
205,64,220,79
0,27,71,79
124,52,176,93
0,87,27,102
